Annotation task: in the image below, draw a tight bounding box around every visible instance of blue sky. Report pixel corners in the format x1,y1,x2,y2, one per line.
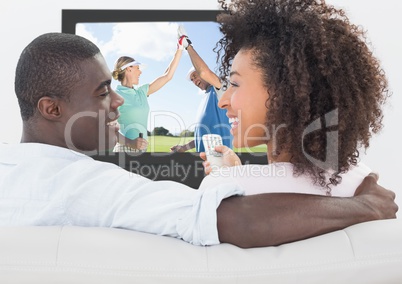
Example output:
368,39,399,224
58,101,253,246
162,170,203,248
77,21,222,135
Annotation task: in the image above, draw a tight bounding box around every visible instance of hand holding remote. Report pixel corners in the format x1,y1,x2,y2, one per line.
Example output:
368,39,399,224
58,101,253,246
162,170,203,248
202,134,224,168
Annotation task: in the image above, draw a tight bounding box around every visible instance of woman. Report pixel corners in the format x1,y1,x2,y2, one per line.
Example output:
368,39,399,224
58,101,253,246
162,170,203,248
200,0,389,196
112,38,184,152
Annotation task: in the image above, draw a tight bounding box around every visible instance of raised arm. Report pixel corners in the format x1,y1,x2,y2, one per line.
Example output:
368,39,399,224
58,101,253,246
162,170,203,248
178,25,221,89
217,173,398,248
147,48,183,96
186,45,221,89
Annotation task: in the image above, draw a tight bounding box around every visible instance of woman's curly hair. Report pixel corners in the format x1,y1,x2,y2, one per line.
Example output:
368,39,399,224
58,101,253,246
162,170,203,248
215,0,390,193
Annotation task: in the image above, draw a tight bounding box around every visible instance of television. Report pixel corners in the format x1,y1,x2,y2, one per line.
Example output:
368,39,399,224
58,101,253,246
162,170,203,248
61,9,266,188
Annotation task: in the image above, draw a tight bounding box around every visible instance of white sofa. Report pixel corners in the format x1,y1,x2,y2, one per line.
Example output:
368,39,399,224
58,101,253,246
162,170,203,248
1,219,402,283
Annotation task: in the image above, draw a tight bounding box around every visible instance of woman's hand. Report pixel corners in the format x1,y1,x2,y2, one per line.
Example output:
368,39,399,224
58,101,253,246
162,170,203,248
126,137,148,151
200,145,242,175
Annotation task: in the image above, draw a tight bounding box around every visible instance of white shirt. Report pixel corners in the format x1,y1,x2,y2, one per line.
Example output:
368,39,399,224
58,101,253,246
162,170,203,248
0,143,244,246
199,162,372,197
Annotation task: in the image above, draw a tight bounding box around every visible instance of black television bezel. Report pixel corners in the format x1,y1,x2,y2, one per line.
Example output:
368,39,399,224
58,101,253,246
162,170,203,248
62,10,221,34
61,9,267,188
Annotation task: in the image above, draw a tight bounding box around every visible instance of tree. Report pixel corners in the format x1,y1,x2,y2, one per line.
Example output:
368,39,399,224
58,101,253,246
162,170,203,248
180,129,194,137
151,126,170,136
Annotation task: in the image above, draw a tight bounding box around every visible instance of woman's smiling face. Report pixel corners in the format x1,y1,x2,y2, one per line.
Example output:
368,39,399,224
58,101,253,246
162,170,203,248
218,48,270,149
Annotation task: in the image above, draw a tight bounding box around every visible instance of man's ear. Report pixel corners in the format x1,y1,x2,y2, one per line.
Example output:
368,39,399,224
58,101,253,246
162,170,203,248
37,97,62,120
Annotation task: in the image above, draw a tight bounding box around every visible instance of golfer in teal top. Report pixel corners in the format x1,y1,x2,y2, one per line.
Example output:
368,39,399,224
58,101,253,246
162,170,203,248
115,84,150,141
112,39,184,152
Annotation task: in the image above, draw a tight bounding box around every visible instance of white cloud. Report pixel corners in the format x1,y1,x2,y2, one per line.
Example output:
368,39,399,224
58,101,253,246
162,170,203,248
102,22,179,61
76,24,103,47
77,22,179,62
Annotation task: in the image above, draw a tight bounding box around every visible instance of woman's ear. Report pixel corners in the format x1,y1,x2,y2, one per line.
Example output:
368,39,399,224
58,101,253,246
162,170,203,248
37,97,62,120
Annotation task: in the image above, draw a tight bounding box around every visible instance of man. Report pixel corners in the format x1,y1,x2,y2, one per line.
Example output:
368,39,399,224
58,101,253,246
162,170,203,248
170,26,232,152
0,32,397,248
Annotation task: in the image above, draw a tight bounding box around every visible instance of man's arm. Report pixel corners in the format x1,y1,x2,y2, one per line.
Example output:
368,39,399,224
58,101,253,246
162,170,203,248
186,45,221,89
217,173,398,248
178,26,221,89
170,140,195,152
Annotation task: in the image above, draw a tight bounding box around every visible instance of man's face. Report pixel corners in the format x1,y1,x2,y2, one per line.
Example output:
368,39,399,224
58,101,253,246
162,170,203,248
60,54,124,153
189,71,209,91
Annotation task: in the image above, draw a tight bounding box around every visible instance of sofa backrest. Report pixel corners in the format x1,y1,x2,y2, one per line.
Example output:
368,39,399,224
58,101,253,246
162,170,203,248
1,219,401,283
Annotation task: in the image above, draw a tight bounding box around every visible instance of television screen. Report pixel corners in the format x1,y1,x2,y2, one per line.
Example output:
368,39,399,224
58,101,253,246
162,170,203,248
62,10,266,188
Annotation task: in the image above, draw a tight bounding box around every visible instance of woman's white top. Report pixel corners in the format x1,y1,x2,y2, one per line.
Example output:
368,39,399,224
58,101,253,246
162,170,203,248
199,162,372,197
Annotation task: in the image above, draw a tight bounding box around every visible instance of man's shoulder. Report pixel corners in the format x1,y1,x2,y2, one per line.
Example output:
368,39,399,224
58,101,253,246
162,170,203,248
0,143,92,164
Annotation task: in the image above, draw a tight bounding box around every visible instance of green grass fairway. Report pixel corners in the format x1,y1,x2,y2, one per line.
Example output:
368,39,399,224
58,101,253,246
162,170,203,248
147,136,195,152
146,136,267,153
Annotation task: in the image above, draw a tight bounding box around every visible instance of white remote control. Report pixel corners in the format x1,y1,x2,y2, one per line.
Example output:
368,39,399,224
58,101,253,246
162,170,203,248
202,134,224,168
